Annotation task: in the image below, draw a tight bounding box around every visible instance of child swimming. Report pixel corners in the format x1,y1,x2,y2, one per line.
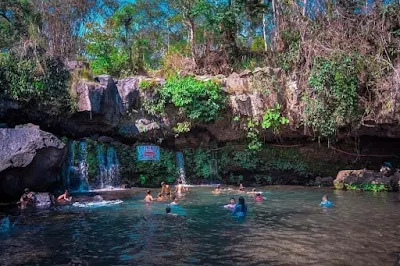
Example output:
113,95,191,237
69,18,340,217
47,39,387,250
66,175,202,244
144,190,154,203
232,196,247,217
224,198,236,210
320,194,333,207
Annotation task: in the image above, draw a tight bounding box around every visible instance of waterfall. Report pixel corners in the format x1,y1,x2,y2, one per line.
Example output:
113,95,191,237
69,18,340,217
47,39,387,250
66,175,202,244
77,141,89,192
176,152,187,184
96,144,120,189
62,140,120,191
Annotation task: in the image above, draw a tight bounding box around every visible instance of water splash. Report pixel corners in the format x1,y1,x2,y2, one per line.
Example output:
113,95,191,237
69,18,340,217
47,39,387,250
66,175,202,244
77,141,89,192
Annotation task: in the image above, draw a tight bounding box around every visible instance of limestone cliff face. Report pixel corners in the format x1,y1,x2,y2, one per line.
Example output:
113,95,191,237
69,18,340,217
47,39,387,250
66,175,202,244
0,66,399,146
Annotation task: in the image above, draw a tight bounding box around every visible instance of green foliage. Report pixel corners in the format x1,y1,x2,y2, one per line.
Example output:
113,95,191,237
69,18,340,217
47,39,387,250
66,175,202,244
160,76,226,122
277,30,300,71
344,183,388,192
114,143,178,187
173,121,191,136
259,146,308,175
304,55,359,138
261,104,289,134
85,139,100,181
139,80,159,90
0,53,73,112
245,118,263,151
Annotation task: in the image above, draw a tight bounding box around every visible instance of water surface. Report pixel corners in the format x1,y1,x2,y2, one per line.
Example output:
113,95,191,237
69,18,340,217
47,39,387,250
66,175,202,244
1,187,400,266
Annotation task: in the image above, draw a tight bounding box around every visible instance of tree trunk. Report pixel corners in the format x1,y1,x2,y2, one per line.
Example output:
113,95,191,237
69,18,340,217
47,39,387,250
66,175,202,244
262,0,268,52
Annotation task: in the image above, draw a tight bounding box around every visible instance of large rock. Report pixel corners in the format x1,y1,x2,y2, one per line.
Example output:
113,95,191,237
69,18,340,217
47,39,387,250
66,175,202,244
0,125,66,200
75,75,122,126
334,169,399,191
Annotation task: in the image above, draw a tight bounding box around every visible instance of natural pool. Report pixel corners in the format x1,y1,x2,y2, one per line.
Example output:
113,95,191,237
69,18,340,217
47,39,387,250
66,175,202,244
1,187,400,266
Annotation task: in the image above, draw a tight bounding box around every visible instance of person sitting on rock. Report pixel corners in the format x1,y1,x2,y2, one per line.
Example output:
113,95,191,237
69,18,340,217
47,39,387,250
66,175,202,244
57,190,72,202
320,194,333,207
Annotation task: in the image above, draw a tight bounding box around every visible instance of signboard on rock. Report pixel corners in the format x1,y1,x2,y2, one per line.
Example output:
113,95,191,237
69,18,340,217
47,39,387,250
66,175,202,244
137,145,160,161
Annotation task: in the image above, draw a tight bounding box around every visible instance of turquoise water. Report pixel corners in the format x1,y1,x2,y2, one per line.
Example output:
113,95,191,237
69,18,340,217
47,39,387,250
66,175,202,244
1,187,400,266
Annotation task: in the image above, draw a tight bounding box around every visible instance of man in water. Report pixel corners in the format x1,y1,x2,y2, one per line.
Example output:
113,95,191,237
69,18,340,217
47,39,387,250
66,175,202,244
144,190,154,203
166,207,177,216
160,182,171,198
57,190,72,202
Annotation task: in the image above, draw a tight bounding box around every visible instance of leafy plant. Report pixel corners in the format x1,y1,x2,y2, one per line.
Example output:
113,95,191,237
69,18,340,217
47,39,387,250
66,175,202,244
304,54,359,138
245,118,263,151
261,104,290,134
173,121,191,136
139,80,159,90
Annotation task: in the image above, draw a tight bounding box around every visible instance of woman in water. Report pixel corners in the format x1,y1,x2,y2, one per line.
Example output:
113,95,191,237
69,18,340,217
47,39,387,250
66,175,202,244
320,194,333,207
224,198,236,210
57,190,72,202
232,196,247,217
144,190,154,203
254,193,264,202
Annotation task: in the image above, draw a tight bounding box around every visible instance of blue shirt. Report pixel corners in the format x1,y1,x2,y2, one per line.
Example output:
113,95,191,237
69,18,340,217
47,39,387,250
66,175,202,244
232,204,247,217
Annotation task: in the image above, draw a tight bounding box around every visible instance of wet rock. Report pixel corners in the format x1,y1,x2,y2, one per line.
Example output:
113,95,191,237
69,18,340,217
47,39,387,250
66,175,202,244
97,136,114,143
334,169,399,191
34,192,55,208
0,125,66,200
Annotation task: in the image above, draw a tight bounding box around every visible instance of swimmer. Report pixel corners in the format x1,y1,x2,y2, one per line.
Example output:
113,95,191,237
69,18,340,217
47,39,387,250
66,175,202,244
17,188,35,209
320,194,333,207
239,183,245,192
254,193,264,202
170,196,179,205
175,180,184,195
157,193,165,201
57,190,72,202
232,196,247,217
166,207,177,216
144,190,154,203
224,198,236,210
212,185,222,194
160,181,171,197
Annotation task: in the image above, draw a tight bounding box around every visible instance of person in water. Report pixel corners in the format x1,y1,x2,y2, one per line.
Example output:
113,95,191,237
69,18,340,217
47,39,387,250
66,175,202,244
239,183,245,192
212,185,222,194
224,198,236,210
17,188,35,209
254,193,264,202
157,193,165,201
320,194,333,207
247,188,257,194
160,182,171,197
166,207,177,216
144,190,154,203
170,196,179,205
175,180,184,195
57,190,72,202
232,196,247,217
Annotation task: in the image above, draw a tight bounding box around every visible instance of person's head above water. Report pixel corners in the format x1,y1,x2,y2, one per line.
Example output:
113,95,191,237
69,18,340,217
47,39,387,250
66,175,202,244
322,194,328,201
147,190,151,195
179,180,182,184
24,188,30,193
216,185,221,189
172,196,178,203
161,181,165,186
166,207,171,214
252,188,256,192
230,198,235,205
256,193,261,197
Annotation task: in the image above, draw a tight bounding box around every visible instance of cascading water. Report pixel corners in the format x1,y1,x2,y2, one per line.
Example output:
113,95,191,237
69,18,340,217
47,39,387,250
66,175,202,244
77,141,89,192
95,144,120,189
176,152,187,185
61,140,120,191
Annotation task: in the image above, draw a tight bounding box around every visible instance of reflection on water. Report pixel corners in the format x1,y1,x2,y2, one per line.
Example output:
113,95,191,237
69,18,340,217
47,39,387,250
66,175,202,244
0,188,400,266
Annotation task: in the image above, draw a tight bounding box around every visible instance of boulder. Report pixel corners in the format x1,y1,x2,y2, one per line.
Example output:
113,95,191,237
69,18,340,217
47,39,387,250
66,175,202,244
334,169,399,191
33,193,55,208
75,75,122,126
226,73,249,92
0,125,66,201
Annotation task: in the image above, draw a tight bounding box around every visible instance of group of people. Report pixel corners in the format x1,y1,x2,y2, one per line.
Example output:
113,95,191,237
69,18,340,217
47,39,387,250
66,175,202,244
144,180,189,204
17,188,72,209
